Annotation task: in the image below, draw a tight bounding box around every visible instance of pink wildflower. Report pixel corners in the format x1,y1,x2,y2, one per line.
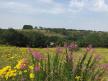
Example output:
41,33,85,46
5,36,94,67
94,54,101,61
32,51,43,61
35,64,40,72
21,77,26,81
86,44,92,52
20,58,28,70
27,47,33,53
56,47,63,54
64,43,68,48
68,42,78,51
66,53,73,62
101,64,108,70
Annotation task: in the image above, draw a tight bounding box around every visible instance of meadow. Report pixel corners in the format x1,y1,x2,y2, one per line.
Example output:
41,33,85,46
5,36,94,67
0,45,108,81
0,45,108,67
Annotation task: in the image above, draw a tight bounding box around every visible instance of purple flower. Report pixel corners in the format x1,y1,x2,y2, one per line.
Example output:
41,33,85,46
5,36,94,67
20,64,27,70
68,42,78,51
27,47,32,53
32,51,43,61
20,58,28,70
21,77,26,81
35,64,40,72
56,47,63,54
64,43,68,48
101,64,108,70
94,54,101,61
66,53,73,62
86,44,92,52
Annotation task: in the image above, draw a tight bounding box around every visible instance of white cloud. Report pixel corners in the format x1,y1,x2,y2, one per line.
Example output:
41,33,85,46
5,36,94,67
93,0,108,12
0,1,36,14
38,0,54,4
69,0,84,12
0,0,108,31
0,0,65,15
43,4,65,14
0,0,108,15
68,0,108,12
37,0,65,14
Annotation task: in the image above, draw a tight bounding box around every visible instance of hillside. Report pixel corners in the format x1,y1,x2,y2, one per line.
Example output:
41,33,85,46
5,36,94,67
0,28,108,47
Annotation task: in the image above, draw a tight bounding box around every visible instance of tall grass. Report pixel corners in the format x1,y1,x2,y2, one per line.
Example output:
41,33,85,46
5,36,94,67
0,43,107,81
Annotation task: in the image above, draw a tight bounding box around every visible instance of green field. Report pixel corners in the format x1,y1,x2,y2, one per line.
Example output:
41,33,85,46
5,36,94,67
0,45,108,67
0,45,108,81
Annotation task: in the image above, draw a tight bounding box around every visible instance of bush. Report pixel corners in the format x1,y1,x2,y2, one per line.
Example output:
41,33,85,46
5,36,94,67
0,28,28,46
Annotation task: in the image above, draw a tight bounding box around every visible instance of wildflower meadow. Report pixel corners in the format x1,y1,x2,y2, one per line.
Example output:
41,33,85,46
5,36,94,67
0,44,108,81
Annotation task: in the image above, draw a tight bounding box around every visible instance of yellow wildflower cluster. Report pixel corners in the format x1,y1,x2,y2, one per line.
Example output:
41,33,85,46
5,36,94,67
29,73,35,79
0,66,16,80
0,55,45,81
15,58,28,70
0,58,37,80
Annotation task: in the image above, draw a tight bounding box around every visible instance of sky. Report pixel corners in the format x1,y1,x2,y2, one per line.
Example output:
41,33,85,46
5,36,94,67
0,0,108,31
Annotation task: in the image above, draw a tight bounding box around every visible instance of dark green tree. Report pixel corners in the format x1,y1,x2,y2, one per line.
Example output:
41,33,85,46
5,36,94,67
23,25,33,29
1,28,28,46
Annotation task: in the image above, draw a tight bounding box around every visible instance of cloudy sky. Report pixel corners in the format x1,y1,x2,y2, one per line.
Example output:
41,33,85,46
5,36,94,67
0,0,108,31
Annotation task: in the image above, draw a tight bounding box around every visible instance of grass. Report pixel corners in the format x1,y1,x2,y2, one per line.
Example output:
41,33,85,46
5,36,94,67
0,45,108,81
0,45,55,67
0,46,108,67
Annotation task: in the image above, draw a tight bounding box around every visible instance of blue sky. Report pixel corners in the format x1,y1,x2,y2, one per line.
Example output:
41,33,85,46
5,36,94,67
0,0,108,31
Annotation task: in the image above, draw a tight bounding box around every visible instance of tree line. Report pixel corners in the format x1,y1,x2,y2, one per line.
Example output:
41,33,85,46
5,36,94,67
0,25,108,47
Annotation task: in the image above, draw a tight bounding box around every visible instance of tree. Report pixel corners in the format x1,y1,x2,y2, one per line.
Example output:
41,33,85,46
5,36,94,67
34,26,38,29
82,33,102,47
1,28,28,46
23,25,33,29
27,32,47,47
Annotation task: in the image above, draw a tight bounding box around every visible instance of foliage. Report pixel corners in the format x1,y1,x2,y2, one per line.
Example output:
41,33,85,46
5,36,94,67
0,27,108,47
0,29,28,46
23,25,33,30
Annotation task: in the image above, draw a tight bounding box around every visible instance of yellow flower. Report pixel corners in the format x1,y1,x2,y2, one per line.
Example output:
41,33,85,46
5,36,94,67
75,76,81,80
0,66,16,80
15,58,28,70
0,66,11,76
5,69,16,80
10,57,14,59
19,71,22,75
29,65,34,70
29,73,35,79
24,70,27,73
